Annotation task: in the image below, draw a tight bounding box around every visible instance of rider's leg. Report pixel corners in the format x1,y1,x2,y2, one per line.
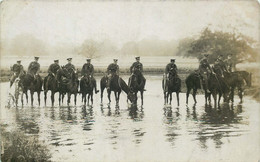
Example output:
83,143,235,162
204,74,210,93
45,75,50,93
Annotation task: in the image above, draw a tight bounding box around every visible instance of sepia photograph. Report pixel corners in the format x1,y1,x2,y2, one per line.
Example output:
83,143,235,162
0,0,259,161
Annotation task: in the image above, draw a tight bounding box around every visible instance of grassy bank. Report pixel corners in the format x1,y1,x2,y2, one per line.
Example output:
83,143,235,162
0,124,51,162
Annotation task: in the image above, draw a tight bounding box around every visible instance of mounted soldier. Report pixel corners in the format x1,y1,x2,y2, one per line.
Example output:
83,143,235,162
64,58,75,78
45,60,60,93
213,55,227,77
80,58,99,94
28,57,41,80
107,59,119,90
224,54,234,72
163,59,178,92
130,56,146,89
198,54,212,93
10,60,24,87
165,59,178,80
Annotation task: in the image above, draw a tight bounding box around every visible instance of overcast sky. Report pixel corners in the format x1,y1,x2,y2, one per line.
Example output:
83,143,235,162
1,0,259,48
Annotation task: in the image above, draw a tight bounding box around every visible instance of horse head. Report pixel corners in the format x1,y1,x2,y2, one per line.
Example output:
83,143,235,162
127,89,137,103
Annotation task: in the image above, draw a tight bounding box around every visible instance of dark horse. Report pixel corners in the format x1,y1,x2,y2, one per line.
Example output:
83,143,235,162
100,75,136,106
67,69,79,106
223,70,251,103
185,70,229,108
128,70,146,105
56,67,71,106
185,70,201,104
20,72,43,106
206,72,229,108
80,76,95,105
162,69,181,106
43,67,68,107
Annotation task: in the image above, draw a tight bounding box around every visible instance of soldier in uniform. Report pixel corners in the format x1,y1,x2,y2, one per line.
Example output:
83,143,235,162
64,58,76,77
10,60,24,87
80,58,99,94
224,54,233,72
165,59,178,79
213,54,229,76
45,60,60,92
130,56,146,88
107,59,119,90
28,57,40,79
198,54,212,93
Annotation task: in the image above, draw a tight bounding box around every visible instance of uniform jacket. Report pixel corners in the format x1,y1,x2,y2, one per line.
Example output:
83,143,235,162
107,63,119,74
64,63,75,73
48,63,60,75
165,63,177,74
28,61,40,75
11,64,24,74
81,63,94,76
130,62,143,73
199,58,211,73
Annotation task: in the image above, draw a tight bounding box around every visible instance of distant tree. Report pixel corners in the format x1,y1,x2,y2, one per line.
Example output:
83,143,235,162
177,27,258,68
78,39,101,58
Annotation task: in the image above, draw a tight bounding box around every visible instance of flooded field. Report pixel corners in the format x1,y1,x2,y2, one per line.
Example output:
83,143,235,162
0,75,259,162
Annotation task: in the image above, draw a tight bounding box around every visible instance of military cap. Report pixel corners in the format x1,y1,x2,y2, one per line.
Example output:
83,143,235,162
54,60,59,63
34,56,39,60
17,60,21,63
67,58,72,61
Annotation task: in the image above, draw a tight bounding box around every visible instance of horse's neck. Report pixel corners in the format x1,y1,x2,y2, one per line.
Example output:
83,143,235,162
120,78,130,94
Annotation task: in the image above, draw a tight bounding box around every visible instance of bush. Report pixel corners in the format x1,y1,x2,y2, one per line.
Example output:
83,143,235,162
1,126,51,162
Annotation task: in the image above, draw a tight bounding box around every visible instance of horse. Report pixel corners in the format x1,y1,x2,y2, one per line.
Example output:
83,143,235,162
43,68,66,107
80,75,94,105
100,75,136,106
56,67,71,106
19,72,43,106
223,71,250,103
185,70,201,104
128,69,146,105
206,72,229,108
66,69,79,106
162,69,181,106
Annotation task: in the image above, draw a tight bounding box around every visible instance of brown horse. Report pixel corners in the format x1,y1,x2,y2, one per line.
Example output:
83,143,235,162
128,69,146,105
162,69,181,106
20,73,43,107
100,75,136,106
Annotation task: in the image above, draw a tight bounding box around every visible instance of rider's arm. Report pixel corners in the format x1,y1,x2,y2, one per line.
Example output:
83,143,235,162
47,65,52,74
130,63,134,73
36,63,40,75
140,63,143,72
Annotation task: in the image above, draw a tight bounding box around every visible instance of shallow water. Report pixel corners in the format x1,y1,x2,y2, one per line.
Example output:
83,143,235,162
1,75,259,162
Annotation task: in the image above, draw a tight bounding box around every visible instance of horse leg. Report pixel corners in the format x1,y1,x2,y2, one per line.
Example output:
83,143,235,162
141,91,144,106
25,91,28,104
238,88,243,103
186,87,191,104
74,93,77,106
170,93,172,105
37,91,41,106
21,92,24,107
88,93,90,105
192,88,197,104
30,91,34,107
212,91,217,108
59,93,61,106
177,92,180,106
62,93,65,104
114,91,118,105
218,92,222,107
230,87,235,103
107,90,111,104
67,93,71,106
44,91,47,106
91,92,93,105
51,91,55,107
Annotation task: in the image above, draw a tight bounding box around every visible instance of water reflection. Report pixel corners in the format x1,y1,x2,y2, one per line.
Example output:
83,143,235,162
195,103,246,149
